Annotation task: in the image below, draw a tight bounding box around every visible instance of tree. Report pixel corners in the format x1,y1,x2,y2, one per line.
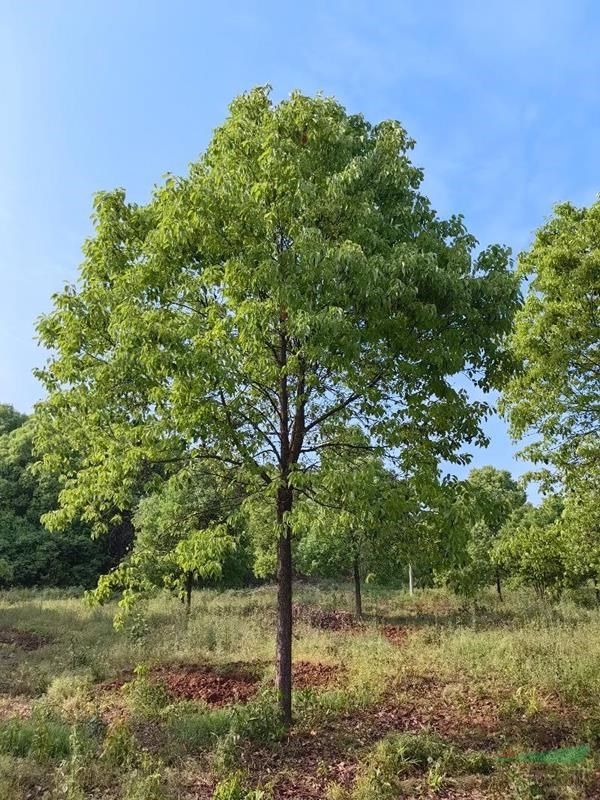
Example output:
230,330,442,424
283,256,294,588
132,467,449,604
90,465,245,625
502,200,600,489
0,404,27,436
35,88,519,723
560,466,600,593
295,439,410,618
493,496,565,598
438,467,526,600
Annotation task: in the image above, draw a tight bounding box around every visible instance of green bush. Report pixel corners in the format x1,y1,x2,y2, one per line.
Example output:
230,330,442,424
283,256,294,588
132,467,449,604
121,754,166,800
213,692,284,773
351,732,493,799
101,720,137,768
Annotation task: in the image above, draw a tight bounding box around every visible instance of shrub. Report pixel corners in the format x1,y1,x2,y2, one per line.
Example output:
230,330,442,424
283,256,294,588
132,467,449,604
121,754,166,800
101,720,137,768
351,732,493,799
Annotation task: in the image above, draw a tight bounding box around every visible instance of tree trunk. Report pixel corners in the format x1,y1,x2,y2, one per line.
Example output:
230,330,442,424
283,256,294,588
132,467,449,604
495,568,503,602
107,510,134,568
353,554,362,619
185,571,193,617
275,486,293,726
408,563,413,596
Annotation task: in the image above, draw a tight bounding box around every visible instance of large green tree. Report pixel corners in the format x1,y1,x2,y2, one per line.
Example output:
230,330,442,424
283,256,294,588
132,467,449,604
502,201,600,600
35,88,519,722
502,200,600,485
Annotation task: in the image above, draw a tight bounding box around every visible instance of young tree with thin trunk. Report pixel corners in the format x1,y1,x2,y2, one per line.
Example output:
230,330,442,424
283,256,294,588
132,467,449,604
35,88,519,723
439,467,526,600
295,443,409,619
88,466,238,627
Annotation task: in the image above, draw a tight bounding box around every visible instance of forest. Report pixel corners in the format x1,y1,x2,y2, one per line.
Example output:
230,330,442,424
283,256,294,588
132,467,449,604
0,88,598,799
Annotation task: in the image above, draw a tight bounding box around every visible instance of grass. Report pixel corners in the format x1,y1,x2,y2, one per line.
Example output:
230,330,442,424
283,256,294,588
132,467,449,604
0,582,598,798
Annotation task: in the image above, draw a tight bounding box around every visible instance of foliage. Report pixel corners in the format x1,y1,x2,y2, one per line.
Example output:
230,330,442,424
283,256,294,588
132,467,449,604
0,716,73,760
493,496,566,597
294,438,403,580
439,467,526,597
212,772,270,800
294,429,449,592
88,466,244,624
502,200,599,487
121,753,166,800
349,731,492,799
33,86,520,532
0,510,107,588
0,408,109,588
0,404,27,436
560,466,600,587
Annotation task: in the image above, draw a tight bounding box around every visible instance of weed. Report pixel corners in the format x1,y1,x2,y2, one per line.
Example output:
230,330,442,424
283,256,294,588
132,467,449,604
51,727,89,800
121,753,166,800
0,716,72,760
101,720,136,767
168,706,231,751
213,691,284,773
124,664,170,717
212,771,270,799
426,762,445,792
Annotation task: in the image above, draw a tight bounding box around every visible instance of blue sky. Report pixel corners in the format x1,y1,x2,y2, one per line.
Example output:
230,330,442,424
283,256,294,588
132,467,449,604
1,0,599,492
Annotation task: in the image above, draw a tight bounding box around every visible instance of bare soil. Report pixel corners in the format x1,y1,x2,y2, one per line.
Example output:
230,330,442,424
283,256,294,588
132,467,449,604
292,603,363,631
0,627,48,650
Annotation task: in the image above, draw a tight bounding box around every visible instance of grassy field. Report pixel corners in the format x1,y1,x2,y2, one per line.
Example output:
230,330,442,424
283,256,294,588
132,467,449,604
0,583,599,799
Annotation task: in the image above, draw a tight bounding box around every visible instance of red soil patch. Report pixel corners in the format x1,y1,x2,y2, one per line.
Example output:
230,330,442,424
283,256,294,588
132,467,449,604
153,664,259,706
0,627,48,651
381,624,408,646
292,661,345,689
100,660,343,710
292,603,362,631
99,663,260,707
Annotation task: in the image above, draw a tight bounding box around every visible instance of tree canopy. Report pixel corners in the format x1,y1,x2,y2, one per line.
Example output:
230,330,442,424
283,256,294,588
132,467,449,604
502,200,600,486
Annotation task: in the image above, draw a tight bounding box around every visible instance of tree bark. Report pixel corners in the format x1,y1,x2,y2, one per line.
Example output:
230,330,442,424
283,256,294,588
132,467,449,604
185,571,193,617
353,554,362,619
495,567,503,602
276,485,293,725
107,510,134,568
